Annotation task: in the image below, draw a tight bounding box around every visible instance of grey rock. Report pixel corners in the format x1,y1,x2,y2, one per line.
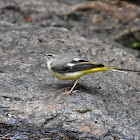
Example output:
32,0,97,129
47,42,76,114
0,24,140,139
0,0,140,139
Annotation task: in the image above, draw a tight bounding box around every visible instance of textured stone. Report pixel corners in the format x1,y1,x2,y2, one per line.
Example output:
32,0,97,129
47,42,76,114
0,0,140,139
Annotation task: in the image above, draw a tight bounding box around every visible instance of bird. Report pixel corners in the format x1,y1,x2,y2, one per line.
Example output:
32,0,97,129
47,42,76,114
45,53,139,95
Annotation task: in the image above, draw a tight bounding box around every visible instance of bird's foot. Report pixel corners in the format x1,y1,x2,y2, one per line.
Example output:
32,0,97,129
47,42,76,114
61,90,78,96
61,91,72,96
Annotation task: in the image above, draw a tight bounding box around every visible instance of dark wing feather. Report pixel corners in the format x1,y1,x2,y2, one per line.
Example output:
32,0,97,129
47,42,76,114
72,63,104,72
52,62,104,73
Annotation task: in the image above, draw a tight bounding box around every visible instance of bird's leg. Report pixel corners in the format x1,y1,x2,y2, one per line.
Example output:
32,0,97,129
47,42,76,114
64,80,75,92
61,79,79,95
59,80,75,92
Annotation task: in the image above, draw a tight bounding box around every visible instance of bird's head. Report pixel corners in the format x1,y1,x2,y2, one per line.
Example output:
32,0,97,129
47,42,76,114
44,53,56,63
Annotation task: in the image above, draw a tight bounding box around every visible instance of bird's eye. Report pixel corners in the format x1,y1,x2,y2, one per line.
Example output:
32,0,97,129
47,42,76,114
45,53,54,57
47,54,53,57
45,53,55,60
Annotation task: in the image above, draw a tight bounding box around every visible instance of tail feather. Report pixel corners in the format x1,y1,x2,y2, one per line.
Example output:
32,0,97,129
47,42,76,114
108,67,140,73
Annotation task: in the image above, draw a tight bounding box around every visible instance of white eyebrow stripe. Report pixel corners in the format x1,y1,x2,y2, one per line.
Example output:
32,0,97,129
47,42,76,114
73,58,81,61
67,63,75,67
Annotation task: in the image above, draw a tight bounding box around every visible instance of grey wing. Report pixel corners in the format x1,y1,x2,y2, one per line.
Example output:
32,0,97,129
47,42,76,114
71,63,104,72
51,58,104,73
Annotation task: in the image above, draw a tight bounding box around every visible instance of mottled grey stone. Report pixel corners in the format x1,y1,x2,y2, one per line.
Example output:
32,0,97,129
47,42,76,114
0,0,140,139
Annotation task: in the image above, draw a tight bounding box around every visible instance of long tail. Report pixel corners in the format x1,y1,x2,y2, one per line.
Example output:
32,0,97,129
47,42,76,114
107,67,140,73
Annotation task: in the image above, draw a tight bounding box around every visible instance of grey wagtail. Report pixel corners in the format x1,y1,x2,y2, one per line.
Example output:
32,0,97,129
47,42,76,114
45,53,139,95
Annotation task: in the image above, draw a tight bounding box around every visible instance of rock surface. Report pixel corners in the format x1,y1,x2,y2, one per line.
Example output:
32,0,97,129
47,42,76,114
0,0,140,139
